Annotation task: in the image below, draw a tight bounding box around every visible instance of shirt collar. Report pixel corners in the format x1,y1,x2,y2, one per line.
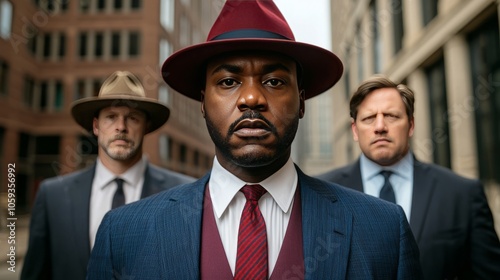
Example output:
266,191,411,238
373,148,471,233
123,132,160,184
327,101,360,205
360,151,413,181
209,156,297,219
94,156,147,189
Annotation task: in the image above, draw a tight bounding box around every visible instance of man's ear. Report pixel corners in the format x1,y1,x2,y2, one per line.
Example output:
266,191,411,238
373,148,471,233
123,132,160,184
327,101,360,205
92,118,99,136
299,89,305,118
200,90,206,118
351,118,359,142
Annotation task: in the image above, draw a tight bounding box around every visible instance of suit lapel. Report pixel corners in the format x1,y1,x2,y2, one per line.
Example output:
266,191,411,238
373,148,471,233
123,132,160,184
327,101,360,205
409,160,436,242
68,165,95,264
338,160,364,192
298,168,352,279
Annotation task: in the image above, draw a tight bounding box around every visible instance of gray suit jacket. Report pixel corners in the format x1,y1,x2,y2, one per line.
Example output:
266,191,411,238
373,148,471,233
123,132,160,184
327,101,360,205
21,162,195,280
317,157,500,279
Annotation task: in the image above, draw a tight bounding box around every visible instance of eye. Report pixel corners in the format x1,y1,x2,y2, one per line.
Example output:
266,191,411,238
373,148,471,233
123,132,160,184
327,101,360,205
264,78,284,87
361,115,375,124
218,78,239,88
384,114,399,122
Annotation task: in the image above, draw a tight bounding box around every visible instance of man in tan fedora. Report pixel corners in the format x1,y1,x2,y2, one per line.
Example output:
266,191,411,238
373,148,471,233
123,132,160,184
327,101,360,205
88,1,422,279
21,71,195,280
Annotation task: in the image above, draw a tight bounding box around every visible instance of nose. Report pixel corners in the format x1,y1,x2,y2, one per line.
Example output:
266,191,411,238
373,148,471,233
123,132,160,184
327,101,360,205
115,116,127,133
374,114,387,133
236,82,267,112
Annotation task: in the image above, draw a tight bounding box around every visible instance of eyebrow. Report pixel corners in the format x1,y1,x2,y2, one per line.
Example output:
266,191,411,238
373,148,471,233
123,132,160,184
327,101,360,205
210,64,243,75
210,62,292,76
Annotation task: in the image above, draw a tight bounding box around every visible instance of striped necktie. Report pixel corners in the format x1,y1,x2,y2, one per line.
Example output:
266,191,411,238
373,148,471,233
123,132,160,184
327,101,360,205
234,184,268,280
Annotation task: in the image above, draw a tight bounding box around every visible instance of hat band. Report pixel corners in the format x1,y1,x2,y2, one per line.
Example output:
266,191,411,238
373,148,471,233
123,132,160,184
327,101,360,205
211,29,290,41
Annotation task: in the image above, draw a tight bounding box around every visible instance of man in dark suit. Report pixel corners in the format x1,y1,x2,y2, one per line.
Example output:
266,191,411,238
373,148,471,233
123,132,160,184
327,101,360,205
87,1,422,279
317,75,500,279
21,71,195,280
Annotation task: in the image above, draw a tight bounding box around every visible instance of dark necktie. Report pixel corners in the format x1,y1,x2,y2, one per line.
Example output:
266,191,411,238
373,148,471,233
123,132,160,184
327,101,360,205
112,178,125,209
379,171,396,203
234,184,268,280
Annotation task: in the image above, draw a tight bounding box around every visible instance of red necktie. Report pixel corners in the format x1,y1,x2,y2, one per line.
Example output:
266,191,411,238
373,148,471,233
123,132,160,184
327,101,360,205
234,184,268,280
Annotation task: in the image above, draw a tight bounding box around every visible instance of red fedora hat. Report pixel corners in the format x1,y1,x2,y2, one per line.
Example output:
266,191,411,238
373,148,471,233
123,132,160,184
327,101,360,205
161,0,343,101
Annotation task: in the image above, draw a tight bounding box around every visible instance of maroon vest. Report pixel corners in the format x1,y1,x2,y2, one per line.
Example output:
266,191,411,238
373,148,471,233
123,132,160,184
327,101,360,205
200,185,305,279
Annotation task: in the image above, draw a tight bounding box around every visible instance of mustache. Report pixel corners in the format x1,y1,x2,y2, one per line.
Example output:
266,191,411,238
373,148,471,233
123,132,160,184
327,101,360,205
228,110,277,135
109,135,133,145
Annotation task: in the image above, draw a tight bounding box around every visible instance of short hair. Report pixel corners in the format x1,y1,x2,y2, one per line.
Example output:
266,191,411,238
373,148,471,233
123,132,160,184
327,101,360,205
349,75,415,120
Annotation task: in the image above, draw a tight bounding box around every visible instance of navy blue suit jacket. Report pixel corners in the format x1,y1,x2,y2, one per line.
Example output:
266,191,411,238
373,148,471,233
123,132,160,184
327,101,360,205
87,166,422,279
317,158,500,279
21,163,195,280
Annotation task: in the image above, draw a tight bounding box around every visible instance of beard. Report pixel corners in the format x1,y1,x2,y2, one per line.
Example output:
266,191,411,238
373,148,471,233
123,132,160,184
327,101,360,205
99,135,141,161
206,110,299,168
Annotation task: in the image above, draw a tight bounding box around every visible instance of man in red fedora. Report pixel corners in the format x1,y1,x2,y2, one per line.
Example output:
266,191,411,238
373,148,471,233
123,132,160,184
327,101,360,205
87,1,423,279
21,71,194,280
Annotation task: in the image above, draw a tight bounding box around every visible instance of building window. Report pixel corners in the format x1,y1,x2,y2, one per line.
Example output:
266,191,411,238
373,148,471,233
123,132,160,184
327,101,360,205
95,32,104,58
23,76,35,107
159,39,172,65
114,0,122,10
43,33,52,59
79,32,88,58
425,58,451,168
0,0,13,39
159,134,170,161
159,86,170,106
54,81,63,111
468,15,500,184
128,31,140,56
392,0,404,54
80,0,90,12
18,133,31,158
35,0,68,13
97,0,106,11
0,60,8,96
422,0,439,26
75,80,86,100
58,33,66,57
40,82,49,112
92,79,101,96
160,0,175,31
131,0,141,9
35,136,60,155
179,144,187,163
111,32,121,57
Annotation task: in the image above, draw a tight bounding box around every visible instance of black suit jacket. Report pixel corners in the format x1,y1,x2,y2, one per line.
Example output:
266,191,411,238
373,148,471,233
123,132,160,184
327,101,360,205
317,157,500,279
21,163,195,280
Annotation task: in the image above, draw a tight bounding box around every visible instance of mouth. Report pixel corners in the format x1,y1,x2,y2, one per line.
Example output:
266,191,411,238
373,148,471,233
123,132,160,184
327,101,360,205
371,138,391,145
233,119,272,138
111,138,130,146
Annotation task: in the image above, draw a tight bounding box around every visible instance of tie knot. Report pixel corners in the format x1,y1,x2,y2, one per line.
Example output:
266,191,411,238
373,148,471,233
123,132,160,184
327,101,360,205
241,184,267,202
115,178,124,188
380,170,392,180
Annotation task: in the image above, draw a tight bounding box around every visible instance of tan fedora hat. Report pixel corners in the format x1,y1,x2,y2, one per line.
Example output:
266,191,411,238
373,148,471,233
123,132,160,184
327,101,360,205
71,71,170,134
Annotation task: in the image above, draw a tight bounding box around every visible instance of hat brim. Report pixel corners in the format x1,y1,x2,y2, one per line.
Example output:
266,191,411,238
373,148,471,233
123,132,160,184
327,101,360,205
162,38,343,101
70,96,170,134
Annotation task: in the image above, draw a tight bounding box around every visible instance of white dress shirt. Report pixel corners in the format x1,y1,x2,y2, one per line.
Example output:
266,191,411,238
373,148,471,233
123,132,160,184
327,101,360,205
89,156,146,248
209,156,297,275
360,152,414,221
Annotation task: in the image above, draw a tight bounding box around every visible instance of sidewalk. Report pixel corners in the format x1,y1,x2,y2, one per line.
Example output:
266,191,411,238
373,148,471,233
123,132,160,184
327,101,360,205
1,214,29,280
